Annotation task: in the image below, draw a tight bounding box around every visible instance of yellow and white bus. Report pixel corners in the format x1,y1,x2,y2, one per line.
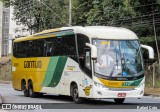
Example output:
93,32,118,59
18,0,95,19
12,26,154,103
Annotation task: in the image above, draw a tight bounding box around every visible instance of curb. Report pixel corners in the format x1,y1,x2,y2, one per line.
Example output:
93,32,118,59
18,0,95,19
0,80,11,84
144,93,160,97
0,94,2,105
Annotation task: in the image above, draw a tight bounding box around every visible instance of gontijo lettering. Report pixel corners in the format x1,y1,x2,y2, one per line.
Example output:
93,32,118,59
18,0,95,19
24,61,42,68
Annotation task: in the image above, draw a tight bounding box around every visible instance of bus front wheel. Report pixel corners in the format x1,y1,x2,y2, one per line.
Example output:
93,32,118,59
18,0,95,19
71,84,84,104
114,98,125,104
28,81,38,98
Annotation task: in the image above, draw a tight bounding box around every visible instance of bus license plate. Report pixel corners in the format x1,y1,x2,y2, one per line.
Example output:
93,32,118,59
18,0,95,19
118,93,126,97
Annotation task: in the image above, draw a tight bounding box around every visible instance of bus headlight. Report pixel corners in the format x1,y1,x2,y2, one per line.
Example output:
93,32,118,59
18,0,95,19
94,81,108,89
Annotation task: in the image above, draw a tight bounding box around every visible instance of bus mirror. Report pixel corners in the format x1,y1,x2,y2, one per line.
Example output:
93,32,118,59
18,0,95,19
86,43,97,59
141,44,154,59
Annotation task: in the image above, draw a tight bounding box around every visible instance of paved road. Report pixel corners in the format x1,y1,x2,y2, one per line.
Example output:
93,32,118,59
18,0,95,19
0,83,160,112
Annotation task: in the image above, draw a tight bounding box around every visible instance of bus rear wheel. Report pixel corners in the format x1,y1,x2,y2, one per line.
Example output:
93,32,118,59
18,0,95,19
71,84,84,104
21,81,29,97
28,81,38,98
114,98,125,104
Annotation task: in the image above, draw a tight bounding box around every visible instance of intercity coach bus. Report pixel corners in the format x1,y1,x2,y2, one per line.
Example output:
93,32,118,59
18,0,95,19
12,26,154,103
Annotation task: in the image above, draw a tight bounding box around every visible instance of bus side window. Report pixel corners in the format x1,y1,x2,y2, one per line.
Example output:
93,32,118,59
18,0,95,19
85,50,91,70
44,37,62,56
62,35,77,62
44,42,53,56
14,41,28,58
84,48,92,77
13,43,18,57
77,34,91,77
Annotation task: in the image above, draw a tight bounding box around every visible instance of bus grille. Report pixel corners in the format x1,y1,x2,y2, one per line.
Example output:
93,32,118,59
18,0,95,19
108,88,136,91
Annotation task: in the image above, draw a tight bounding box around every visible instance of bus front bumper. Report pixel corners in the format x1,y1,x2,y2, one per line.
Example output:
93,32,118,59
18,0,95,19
92,84,144,99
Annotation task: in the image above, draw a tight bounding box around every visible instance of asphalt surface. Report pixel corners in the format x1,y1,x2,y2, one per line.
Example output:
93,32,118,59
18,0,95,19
0,83,160,112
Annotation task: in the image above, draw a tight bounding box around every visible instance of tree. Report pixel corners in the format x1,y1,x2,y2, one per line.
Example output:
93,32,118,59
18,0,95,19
1,0,10,7
7,0,69,34
72,0,160,62
2,0,160,63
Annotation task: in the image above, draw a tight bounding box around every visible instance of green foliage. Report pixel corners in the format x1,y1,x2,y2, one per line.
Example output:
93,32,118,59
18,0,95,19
73,0,160,62
72,0,93,25
11,0,69,33
140,36,155,44
1,0,10,7
6,0,160,34
7,0,160,58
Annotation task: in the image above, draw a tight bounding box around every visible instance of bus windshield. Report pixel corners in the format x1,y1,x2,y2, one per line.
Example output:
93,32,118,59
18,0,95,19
93,39,144,78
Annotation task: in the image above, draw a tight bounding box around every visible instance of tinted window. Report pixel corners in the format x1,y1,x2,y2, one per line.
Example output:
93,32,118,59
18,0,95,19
44,34,78,62
13,39,45,58
85,51,91,70
77,34,90,70
13,41,28,58
13,33,88,64
29,40,44,57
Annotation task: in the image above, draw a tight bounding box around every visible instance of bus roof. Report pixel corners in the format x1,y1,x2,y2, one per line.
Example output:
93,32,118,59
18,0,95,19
14,26,138,42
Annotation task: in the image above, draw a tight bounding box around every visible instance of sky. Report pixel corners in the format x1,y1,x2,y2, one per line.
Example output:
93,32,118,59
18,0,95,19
9,6,30,39
9,6,30,53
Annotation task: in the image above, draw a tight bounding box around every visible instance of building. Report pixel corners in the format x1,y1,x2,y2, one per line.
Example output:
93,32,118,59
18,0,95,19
9,6,30,55
0,2,30,57
2,5,10,57
0,1,3,57
0,1,10,57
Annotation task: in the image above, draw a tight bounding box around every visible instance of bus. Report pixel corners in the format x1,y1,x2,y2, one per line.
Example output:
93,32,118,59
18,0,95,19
12,26,154,103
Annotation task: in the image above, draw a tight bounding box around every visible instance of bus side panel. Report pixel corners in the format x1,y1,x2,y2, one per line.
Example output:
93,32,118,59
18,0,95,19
40,56,67,94
12,71,21,90
64,58,94,98
12,57,22,90
12,57,50,92
83,75,93,98
39,57,92,98
64,58,86,97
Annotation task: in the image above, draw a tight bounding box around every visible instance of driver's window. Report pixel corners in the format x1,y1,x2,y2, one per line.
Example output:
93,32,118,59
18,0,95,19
44,42,53,56
85,51,91,70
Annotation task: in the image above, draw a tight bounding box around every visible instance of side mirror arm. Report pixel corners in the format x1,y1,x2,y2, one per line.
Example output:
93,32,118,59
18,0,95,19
141,44,154,59
86,43,97,59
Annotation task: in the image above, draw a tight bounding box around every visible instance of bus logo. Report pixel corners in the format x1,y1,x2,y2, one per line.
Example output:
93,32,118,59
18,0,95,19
24,61,42,68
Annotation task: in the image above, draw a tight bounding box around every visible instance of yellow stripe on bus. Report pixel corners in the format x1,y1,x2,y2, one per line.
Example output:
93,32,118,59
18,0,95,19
14,34,57,42
99,78,135,88
14,28,61,42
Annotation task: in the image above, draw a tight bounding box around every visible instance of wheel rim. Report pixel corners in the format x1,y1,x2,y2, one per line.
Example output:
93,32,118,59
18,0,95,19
73,88,79,102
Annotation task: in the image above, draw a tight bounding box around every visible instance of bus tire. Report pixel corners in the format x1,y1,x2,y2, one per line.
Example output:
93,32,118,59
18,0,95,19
21,81,29,97
71,84,84,104
38,93,44,97
114,98,125,104
28,81,38,98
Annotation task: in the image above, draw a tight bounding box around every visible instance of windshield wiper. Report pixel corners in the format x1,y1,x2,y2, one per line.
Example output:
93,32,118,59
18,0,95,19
115,52,118,70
